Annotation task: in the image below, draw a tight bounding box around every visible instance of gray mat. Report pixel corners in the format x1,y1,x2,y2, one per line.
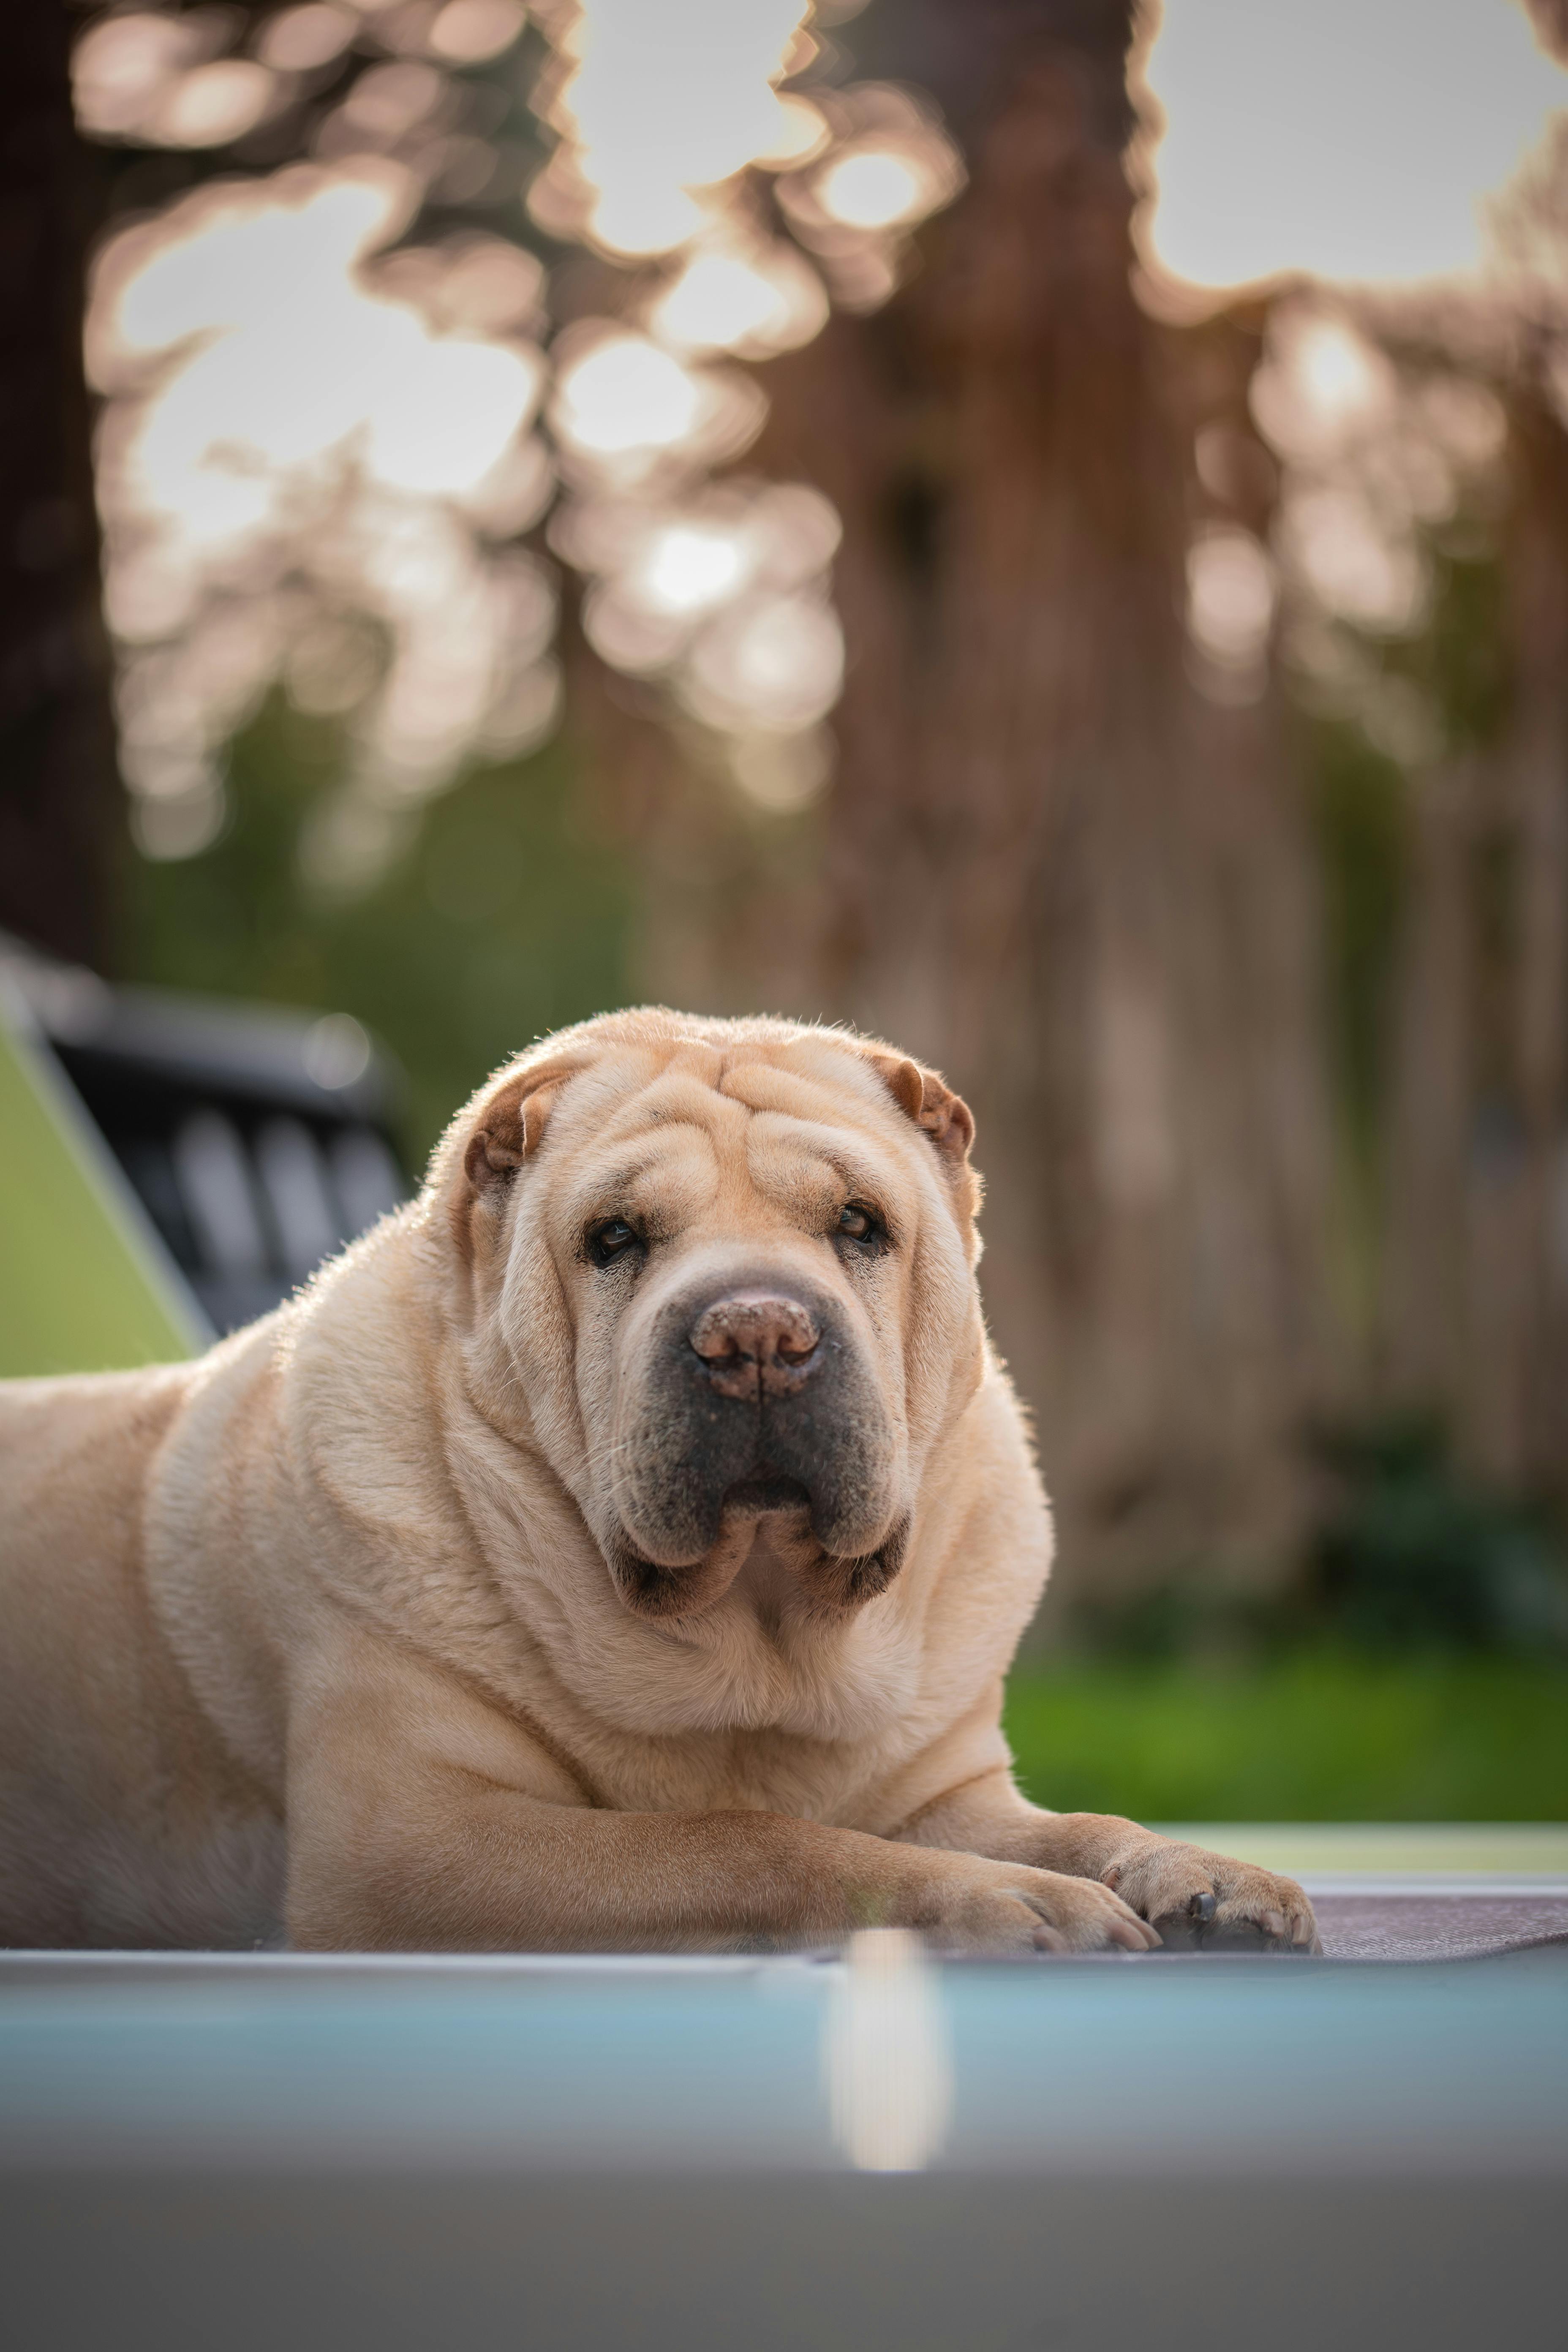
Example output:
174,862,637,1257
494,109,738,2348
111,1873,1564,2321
1309,1887,1568,1961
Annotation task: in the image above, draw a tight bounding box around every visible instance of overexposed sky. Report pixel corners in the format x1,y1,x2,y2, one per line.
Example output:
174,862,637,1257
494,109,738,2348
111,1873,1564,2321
1143,0,1568,291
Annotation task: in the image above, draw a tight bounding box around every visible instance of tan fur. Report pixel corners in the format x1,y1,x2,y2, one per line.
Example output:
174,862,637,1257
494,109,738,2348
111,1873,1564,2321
0,1009,1317,1955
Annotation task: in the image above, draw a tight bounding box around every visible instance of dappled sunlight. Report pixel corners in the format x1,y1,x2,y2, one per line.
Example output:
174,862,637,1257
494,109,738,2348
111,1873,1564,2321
87,160,555,871
650,239,828,361
1279,485,1428,638
816,148,926,231
1250,313,1400,465
73,11,284,147
1185,528,1277,702
682,588,843,734
74,0,1556,897
1234,296,1512,730
256,6,359,74
558,479,840,763
774,81,963,310
630,525,750,620
528,0,818,259
526,7,961,321
71,0,970,861
548,325,764,483
149,57,278,147
1140,0,1568,294
427,0,528,66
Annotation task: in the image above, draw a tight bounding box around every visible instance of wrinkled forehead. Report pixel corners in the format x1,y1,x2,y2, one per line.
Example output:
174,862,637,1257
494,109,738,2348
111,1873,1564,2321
543,1037,913,1226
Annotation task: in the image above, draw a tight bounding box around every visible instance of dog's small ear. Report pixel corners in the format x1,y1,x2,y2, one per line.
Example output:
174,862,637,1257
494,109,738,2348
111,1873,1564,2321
451,1055,581,1253
863,1048,980,1224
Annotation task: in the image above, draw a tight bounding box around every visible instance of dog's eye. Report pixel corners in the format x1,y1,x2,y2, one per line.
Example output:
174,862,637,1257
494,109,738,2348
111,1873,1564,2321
587,1218,640,1267
837,1203,882,1245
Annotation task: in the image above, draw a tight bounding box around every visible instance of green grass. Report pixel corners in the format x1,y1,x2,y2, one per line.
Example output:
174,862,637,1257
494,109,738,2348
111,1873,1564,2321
1002,1651,1568,1822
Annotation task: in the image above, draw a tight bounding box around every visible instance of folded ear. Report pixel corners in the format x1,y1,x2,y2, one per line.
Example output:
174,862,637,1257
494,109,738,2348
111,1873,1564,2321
449,1054,581,1255
863,1046,980,1226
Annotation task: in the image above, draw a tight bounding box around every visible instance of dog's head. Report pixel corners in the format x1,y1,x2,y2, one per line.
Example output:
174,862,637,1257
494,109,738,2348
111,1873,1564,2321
438,1012,984,1622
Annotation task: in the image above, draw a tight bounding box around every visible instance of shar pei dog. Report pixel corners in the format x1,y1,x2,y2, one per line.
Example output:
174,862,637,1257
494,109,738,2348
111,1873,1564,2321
0,1009,1317,1956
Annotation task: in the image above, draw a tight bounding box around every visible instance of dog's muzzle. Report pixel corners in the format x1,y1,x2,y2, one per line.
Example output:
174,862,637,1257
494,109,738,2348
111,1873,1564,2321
606,1276,905,1613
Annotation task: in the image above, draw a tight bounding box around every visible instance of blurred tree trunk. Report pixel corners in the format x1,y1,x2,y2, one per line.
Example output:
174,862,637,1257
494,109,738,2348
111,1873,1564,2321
0,0,125,968
600,0,1343,1601
1382,380,1568,1502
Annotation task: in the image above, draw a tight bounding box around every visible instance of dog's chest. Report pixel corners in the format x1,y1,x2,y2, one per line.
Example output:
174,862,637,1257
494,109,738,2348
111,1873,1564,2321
587,1720,887,1827
509,1549,934,1818
566,1622,930,1826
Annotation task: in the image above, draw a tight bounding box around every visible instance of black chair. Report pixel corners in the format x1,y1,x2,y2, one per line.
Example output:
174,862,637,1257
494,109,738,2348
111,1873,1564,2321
2,935,407,1338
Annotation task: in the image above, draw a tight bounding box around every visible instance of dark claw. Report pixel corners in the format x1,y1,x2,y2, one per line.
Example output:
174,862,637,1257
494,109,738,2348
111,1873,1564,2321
1188,1892,1217,1924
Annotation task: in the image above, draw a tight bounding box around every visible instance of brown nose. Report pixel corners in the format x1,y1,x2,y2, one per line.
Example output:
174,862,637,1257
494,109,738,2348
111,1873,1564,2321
689,1291,822,1400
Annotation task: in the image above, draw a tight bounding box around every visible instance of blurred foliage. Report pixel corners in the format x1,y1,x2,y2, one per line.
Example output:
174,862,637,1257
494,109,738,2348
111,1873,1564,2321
1303,711,1408,1199
1062,1418,1568,1666
1389,538,1512,756
1307,1419,1568,1655
124,696,633,1167
1296,535,1510,1232
1003,1652,1568,1821
82,11,555,260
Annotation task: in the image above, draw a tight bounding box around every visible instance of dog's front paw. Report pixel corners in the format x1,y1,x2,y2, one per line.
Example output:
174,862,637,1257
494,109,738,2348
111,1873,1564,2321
909,1854,1163,1956
1102,1838,1320,1953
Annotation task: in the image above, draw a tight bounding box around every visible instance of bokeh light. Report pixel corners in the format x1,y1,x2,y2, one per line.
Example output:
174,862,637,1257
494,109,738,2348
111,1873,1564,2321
773,82,963,310
549,326,764,481
561,479,841,754
650,240,828,360
816,149,924,231
74,0,970,860
1186,527,1276,696
1232,293,1511,749
87,159,555,872
1142,0,1567,293
529,0,817,258
258,7,358,74
427,0,528,65
72,12,280,147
